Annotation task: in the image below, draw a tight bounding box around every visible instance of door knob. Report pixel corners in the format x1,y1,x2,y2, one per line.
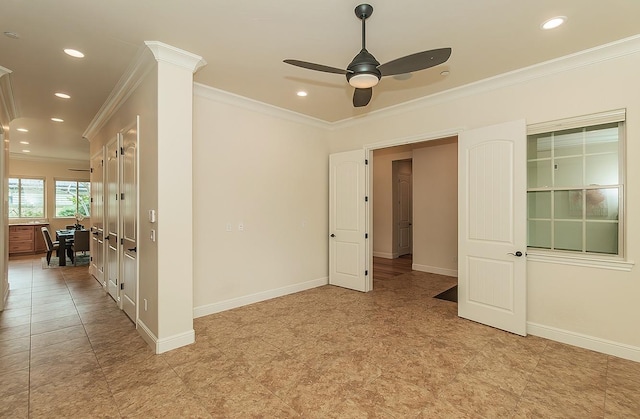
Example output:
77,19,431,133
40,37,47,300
330,234,336,237
507,251,523,257
128,247,137,252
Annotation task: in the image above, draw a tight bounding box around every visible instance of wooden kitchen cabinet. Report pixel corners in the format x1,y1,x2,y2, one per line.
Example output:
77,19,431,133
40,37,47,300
9,223,50,255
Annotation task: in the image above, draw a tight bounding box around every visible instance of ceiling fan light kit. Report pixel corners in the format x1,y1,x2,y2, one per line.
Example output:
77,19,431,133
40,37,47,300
283,3,452,107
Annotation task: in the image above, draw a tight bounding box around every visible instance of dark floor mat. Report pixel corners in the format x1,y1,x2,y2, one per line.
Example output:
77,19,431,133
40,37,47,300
434,285,458,303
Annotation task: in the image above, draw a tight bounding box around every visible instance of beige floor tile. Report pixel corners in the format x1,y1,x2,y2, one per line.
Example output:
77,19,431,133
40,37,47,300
0,390,29,419
0,350,30,374
0,368,29,398
437,373,520,418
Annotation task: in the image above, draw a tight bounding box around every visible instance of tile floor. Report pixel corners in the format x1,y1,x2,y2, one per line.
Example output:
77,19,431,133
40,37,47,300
1,255,640,418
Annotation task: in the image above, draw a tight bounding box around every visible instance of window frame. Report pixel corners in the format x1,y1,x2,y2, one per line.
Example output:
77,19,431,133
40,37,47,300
525,109,633,272
8,176,46,219
53,178,91,219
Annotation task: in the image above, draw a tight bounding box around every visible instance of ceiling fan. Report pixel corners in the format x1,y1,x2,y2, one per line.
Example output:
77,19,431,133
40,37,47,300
283,4,452,107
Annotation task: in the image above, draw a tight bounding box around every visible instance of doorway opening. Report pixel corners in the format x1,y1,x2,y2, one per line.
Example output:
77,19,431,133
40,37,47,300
371,136,459,285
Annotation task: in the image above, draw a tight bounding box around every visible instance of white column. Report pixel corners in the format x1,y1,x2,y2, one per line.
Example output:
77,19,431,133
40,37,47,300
145,42,206,352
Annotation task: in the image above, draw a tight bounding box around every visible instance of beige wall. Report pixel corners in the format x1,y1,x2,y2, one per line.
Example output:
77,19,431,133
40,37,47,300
372,145,412,258
8,157,91,232
412,138,458,277
191,87,330,315
329,46,640,351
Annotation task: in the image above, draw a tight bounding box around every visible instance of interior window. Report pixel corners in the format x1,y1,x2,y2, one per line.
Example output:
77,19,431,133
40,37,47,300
527,120,623,256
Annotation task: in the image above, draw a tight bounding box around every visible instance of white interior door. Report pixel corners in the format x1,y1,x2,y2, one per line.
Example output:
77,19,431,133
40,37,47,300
90,150,105,286
396,169,412,256
106,136,120,303
458,120,527,336
121,119,138,322
329,149,369,292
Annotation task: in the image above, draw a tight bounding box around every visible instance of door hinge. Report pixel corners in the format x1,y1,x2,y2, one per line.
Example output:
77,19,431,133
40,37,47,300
365,233,368,239
120,282,124,290
365,196,369,202
365,159,368,165
115,193,118,200
120,192,124,200
90,167,93,173
365,270,369,276
90,256,93,261
91,197,93,203
120,146,124,155
120,238,123,245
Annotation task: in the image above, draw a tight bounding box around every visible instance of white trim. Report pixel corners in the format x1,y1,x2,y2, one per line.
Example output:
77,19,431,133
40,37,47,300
528,322,640,362
136,319,158,351
193,83,330,130
333,34,640,129
144,41,207,73
364,128,462,151
156,329,195,354
0,66,18,127
413,263,458,278
527,108,626,135
527,251,635,272
372,251,396,259
137,320,195,354
193,276,328,318
83,45,156,140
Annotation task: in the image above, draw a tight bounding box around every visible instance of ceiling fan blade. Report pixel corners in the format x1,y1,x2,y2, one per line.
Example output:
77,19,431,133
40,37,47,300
283,59,348,75
353,87,372,107
378,48,452,77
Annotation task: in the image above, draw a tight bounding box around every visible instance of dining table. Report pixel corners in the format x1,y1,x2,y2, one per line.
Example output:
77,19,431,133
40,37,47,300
55,229,78,266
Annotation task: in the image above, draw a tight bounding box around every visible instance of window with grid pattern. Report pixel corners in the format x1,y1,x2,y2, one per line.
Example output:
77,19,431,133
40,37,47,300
527,112,624,256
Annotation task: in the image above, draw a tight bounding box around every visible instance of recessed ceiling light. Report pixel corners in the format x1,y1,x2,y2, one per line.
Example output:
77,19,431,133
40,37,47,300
20,141,29,145
440,70,450,76
22,150,30,153
3,31,20,39
17,128,28,132
297,91,308,97
55,92,71,99
64,48,85,58
51,117,64,122
541,16,567,30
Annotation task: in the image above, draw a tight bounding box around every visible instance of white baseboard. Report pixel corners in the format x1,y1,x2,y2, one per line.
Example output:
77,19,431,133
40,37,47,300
137,319,195,354
157,329,195,354
136,319,158,352
373,251,397,259
527,322,640,362
193,276,328,318
413,263,458,278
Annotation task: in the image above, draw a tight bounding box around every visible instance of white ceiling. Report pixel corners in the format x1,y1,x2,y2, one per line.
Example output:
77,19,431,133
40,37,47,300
2,0,639,161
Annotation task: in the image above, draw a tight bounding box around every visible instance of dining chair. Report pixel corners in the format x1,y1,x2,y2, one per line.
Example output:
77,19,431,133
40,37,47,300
41,227,59,266
70,229,90,266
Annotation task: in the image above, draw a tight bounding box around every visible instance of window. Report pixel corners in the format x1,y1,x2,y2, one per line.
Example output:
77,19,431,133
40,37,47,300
527,110,624,257
8,177,45,218
55,180,91,217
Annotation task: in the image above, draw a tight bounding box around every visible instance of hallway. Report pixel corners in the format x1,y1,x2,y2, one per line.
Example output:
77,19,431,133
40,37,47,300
1,255,639,417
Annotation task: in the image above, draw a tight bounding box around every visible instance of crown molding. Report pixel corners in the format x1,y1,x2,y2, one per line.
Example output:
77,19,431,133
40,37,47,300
9,152,89,166
83,44,156,141
144,41,207,73
0,66,18,130
331,34,640,130
193,83,331,130
83,42,206,141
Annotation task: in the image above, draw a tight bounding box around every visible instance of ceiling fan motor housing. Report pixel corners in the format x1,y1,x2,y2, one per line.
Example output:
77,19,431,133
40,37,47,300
346,49,381,88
